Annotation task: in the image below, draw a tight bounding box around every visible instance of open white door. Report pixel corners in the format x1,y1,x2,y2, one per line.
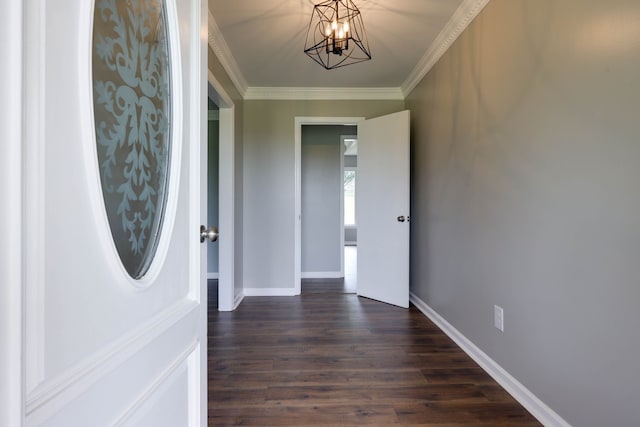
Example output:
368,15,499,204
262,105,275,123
357,110,410,308
8,0,208,425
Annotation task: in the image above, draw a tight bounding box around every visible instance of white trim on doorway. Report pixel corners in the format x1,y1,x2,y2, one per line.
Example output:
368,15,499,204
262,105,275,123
207,71,236,311
301,272,343,280
294,117,364,295
339,138,345,277
243,288,297,297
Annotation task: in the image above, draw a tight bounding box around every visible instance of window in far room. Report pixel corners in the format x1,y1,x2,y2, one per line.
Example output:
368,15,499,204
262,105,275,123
344,169,356,226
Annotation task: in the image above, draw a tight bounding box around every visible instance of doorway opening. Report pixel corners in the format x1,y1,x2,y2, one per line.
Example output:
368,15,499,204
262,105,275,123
206,75,237,311
207,95,220,308
296,119,357,293
295,111,410,306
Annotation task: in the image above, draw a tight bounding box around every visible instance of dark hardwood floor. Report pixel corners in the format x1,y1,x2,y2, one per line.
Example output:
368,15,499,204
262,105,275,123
208,281,540,426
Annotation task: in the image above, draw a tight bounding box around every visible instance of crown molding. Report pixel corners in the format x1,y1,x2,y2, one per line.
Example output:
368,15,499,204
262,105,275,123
209,1,490,101
207,12,248,97
244,87,404,101
401,0,491,97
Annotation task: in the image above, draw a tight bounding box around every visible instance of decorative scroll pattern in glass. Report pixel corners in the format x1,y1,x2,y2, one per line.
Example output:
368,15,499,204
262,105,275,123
92,0,172,279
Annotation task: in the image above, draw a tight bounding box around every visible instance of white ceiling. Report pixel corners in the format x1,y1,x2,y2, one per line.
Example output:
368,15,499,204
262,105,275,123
207,0,489,97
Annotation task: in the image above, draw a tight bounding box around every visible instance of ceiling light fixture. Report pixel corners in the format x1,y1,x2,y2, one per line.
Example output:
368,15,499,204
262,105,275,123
304,0,372,70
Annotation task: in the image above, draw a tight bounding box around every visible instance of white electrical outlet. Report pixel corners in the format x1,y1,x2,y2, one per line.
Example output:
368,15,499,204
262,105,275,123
494,305,504,332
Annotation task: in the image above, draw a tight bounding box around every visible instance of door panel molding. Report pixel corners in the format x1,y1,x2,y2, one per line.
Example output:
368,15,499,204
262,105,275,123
112,342,200,426
26,313,202,426
22,0,46,396
1,0,25,425
26,299,198,418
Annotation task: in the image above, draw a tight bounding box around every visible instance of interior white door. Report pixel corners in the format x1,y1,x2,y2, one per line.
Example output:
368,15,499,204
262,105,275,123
357,110,410,308
18,0,207,425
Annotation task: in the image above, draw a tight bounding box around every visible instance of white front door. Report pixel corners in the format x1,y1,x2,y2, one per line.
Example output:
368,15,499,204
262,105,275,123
10,0,208,425
357,110,410,308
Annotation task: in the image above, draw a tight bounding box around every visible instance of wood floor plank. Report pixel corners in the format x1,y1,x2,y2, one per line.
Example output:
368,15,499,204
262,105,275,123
264,383,491,404
208,283,540,426
395,402,541,425
209,403,399,426
210,369,430,389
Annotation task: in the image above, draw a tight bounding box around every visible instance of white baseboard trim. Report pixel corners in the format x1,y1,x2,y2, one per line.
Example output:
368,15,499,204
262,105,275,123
243,288,298,297
207,272,219,280
409,292,570,427
301,271,343,279
233,292,244,310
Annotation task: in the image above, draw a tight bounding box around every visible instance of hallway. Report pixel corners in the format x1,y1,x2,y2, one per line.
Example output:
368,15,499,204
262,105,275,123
207,289,540,425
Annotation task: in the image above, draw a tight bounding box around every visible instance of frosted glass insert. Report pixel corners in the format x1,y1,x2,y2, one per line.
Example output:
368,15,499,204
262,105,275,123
92,0,172,279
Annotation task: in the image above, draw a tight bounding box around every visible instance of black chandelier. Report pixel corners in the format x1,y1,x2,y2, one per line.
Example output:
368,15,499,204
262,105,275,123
304,0,372,70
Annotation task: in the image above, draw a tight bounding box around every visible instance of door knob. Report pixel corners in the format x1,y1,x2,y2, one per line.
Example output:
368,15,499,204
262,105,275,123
200,225,219,243
397,216,405,222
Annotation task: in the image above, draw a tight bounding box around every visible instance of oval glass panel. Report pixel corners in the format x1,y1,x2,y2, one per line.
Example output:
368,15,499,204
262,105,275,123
92,0,172,279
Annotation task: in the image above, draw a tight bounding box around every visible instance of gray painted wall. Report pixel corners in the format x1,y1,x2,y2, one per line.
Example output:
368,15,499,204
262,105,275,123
406,1,640,425
301,125,356,274
243,100,404,290
207,100,219,275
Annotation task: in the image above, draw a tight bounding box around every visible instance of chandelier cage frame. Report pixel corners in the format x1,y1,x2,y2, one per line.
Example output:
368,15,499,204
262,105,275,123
304,0,372,70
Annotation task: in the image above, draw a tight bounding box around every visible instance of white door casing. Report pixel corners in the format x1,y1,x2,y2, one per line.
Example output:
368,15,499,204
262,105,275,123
207,71,238,311
357,110,410,308
12,0,208,425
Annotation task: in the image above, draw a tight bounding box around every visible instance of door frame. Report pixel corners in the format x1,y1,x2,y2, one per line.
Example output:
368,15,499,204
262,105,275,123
207,71,237,311
1,1,23,424
339,138,345,277
294,117,363,295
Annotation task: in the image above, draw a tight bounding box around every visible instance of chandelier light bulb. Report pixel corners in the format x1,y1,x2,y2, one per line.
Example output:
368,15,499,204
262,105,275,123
304,0,372,69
